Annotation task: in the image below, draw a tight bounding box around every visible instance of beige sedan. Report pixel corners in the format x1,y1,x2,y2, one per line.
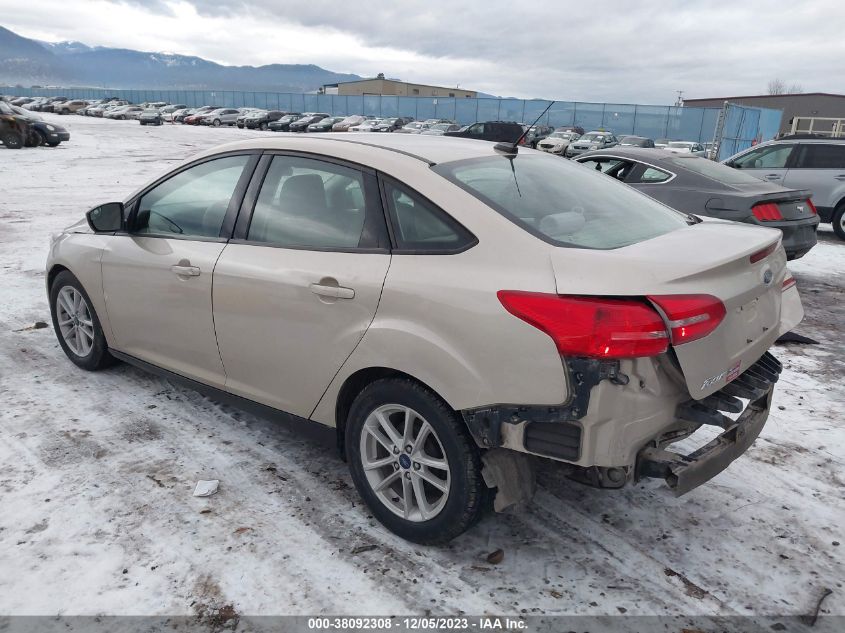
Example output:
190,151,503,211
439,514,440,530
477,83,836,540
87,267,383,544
47,135,803,543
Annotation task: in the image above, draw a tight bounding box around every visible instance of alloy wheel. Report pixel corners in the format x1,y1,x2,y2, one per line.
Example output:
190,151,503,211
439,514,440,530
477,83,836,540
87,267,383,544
359,404,451,522
56,286,95,357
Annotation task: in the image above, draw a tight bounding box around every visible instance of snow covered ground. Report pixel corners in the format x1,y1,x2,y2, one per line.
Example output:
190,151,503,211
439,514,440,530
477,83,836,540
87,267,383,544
0,115,842,624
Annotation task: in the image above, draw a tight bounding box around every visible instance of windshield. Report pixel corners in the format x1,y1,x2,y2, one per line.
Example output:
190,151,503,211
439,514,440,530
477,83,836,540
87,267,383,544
666,156,766,185
433,154,689,250
581,133,605,142
668,142,694,149
404,123,422,129
549,132,573,140
431,124,451,131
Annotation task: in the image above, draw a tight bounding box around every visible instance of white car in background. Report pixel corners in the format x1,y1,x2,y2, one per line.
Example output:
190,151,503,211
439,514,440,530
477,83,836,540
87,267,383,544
537,130,581,155
47,135,801,544
664,141,707,156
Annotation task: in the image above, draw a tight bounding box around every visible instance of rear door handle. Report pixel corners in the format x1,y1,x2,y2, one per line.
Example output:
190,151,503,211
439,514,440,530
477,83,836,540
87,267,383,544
171,265,200,277
310,283,355,299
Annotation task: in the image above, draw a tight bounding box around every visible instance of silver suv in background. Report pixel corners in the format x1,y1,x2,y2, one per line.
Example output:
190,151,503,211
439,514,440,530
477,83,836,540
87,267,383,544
723,138,845,239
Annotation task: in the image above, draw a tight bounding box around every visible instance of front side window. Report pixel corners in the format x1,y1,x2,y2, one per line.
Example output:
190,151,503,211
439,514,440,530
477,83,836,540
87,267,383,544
434,154,689,250
731,144,793,169
134,155,250,238
795,144,845,169
247,155,371,249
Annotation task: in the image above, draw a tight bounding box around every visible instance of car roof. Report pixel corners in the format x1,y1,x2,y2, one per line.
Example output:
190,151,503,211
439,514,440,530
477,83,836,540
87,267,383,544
191,133,515,166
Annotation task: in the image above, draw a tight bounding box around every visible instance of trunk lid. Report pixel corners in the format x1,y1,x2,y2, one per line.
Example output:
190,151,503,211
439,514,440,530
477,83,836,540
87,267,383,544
548,221,788,399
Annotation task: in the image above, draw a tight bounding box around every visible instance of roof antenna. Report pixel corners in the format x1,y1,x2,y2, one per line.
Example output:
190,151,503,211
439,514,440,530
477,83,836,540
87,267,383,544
494,100,556,155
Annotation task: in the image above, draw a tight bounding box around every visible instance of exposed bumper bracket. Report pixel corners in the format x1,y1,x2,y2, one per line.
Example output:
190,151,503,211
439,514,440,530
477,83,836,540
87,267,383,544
637,352,782,496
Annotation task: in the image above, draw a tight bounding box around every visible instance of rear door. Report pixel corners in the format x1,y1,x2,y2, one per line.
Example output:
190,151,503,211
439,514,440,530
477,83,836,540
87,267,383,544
783,143,845,210
726,143,796,185
213,153,391,418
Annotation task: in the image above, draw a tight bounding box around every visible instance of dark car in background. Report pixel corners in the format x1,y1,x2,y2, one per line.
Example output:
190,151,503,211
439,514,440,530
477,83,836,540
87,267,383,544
267,113,303,132
289,113,329,132
308,116,344,132
575,147,819,259
139,109,164,126
244,110,287,130
523,124,554,148
9,104,70,146
443,120,524,143
565,131,619,157
618,135,655,148
371,117,412,132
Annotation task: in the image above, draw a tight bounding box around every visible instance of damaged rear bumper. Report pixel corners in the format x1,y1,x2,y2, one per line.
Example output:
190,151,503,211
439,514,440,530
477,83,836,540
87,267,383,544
637,352,782,495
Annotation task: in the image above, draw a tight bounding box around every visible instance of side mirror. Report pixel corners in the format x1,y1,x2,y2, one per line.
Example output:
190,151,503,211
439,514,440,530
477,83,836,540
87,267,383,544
86,202,124,232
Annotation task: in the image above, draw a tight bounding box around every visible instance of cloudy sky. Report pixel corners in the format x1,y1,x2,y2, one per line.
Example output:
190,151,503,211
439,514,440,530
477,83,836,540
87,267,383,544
2,0,842,103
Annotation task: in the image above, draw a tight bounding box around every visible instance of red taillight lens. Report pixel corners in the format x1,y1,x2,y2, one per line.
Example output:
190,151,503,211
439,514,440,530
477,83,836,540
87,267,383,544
750,241,778,264
752,202,784,221
497,291,669,359
647,294,726,346
806,199,817,215
782,275,797,291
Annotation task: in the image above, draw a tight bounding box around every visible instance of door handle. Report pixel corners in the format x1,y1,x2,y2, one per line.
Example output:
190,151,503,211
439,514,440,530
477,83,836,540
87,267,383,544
310,283,355,299
764,174,782,180
171,264,200,277
835,174,845,181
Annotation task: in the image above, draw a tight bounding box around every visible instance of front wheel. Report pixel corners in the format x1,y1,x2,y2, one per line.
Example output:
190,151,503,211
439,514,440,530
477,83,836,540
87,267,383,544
260,122,268,130
49,271,115,371
213,119,221,127
833,204,845,241
345,378,485,544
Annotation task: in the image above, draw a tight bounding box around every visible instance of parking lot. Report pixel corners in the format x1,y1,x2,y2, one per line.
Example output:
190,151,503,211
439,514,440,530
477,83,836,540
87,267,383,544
0,114,842,623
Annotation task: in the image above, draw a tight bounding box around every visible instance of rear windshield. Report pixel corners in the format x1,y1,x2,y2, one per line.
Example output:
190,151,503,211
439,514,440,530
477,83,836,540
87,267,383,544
666,156,765,184
434,154,689,250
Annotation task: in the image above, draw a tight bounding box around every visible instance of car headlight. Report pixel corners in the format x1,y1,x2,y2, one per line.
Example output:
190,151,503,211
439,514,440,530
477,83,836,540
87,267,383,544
46,125,55,131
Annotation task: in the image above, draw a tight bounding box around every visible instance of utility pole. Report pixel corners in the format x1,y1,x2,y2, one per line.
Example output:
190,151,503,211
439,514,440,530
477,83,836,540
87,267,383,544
675,90,684,107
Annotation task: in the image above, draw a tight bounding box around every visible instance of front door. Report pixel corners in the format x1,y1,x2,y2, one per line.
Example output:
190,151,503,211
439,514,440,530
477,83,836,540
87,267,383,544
213,153,391,418
101,154,255,387
727,143,796,185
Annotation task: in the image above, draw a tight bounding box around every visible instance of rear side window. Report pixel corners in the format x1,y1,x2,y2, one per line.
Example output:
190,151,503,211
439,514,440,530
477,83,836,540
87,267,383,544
434,154,688,250
382,180,476,253
638,166,672,183
794,144,845,169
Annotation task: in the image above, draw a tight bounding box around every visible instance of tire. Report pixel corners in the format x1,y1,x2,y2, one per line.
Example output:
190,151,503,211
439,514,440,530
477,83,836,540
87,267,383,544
213,119,221,127
25,130,42,147
49,271,116,371
260,122,268,131
140,121,146,126
833,203,845,241
1,131,23,149
47,141,61,147
345,378,485,544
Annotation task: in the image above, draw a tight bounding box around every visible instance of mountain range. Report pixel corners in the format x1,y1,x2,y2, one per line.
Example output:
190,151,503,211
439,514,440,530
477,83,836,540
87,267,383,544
0,25,363,92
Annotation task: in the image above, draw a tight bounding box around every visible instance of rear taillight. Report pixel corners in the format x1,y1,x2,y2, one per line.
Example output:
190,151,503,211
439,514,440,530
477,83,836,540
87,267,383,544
783,275,797,291
497,292,669,359
806,199,817,215
647,294,726,346
752,202,784,221
750,241,778,264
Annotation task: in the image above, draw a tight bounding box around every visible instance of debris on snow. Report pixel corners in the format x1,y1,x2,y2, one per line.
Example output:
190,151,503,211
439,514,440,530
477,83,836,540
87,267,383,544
193,480,219,497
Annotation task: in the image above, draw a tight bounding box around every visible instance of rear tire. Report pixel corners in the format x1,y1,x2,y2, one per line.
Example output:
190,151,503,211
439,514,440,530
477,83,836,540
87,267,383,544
345,378,485,544
49,271,116,371
833,203,845,241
